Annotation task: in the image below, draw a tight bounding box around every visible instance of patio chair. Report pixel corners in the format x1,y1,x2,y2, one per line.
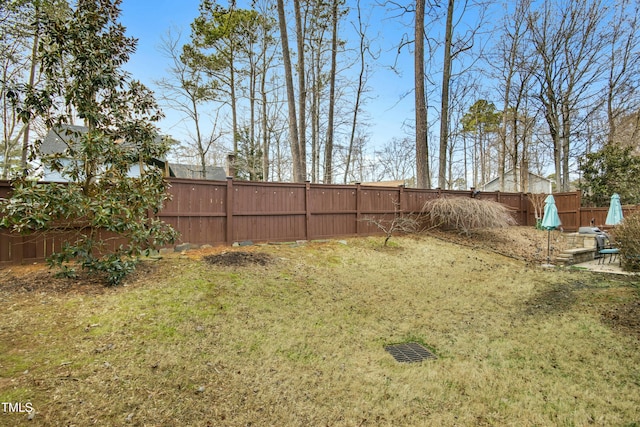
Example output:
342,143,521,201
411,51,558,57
596,234,619,264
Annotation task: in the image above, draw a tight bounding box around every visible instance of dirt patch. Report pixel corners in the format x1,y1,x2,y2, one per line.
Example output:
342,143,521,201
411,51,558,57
0,266,107,296
429,226,568,263
523,283,578,315
602,298,640,338
203,251,273,267
0,260,159,296
521,280,602,316
521,276,640,339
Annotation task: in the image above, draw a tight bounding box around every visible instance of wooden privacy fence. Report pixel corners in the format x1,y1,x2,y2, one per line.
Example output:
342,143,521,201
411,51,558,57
158,178,563,245
3,177,637,265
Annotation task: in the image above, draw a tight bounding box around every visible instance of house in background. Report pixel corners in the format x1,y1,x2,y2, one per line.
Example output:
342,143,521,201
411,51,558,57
169,163,226,180
479,167,553,194
39,125,226,182
359,179,409,187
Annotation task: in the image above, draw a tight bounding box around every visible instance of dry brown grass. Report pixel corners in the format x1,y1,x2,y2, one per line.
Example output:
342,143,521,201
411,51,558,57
1,233,639,426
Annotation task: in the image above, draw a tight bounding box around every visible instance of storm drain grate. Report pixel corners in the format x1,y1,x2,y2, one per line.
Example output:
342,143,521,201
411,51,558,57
384,342,437,363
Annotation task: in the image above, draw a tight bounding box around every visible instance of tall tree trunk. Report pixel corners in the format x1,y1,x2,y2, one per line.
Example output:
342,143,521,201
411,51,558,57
310,42,320,183
229,44,238,155
561,101,571,191
499,101,510,192
276,0,304,182
438,0,454,189
462,132,468,189
344,0,367,184
260,65,269,181
323,0,338,184
249,56,257,180
415,0,430,188
310,71,318,182
21,1,40,176
191,96,206,179
293,0,307,180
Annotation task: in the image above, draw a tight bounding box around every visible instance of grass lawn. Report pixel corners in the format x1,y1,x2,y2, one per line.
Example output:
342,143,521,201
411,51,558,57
1,234,639,426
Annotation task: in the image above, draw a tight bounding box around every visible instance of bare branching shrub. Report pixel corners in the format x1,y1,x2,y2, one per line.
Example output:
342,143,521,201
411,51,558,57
363,214,419,246
362,197,418,246
420,197,517,236
612,212,640,271
527,193,547,228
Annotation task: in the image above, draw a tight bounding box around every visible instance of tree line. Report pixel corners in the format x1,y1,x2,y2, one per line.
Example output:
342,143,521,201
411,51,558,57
1,0,639,203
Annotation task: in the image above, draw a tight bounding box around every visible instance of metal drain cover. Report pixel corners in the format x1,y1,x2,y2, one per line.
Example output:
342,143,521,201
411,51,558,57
385,342,437,363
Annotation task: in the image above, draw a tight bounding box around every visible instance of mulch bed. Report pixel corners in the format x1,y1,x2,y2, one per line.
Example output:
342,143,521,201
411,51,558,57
202,251,273,267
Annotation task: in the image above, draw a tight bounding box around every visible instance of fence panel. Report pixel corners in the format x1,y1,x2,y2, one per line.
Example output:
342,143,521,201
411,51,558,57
231,181,307,242
308,184,357,238
581,205,640,229
497,193,528,225
553,192,581,231
159,179,228,245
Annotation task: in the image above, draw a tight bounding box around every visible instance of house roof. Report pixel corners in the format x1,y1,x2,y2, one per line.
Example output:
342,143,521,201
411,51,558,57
40,124,166,159
359,180,407,187
41,125,227,181
40,124,88,155
479,167,553,188
168,163,226,180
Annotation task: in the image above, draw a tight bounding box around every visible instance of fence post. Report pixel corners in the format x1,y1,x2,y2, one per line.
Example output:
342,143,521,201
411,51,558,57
355,183,362,235
305,181,311,240
398,184,405,214
226,177,233,245
12,234,23,265
576,190,582,228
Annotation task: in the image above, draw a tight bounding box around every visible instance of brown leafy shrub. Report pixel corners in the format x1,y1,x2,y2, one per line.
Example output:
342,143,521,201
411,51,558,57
420,197,517,236
613,212,640,271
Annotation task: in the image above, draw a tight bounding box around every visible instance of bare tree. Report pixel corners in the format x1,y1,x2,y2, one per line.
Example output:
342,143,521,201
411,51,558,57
293,0,307,180
1,3,32,178
435,0,486,189
603,0,640,146
491,0,533,191
155,28,220,178
254,0,278,181
527,0,608,192
1,0,71,178
378,137,416,181
343,0,374,184
276,0,304,182
415,0,429,188
437,0,454,189
323,0,339,184
18,1,42,175
306,0,330,183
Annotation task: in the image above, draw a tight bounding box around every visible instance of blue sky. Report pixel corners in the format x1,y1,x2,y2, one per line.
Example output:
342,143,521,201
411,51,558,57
118,0,417,152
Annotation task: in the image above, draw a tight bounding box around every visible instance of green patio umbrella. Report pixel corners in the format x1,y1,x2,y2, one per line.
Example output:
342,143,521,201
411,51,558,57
605,193,624,226
541,194,562,265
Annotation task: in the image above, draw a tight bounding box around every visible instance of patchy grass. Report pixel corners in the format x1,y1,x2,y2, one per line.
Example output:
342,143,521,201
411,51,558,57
1,235,639,426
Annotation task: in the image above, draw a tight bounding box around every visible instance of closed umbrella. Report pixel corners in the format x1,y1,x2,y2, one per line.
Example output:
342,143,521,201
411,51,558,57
541,194,562,265
605,193,623,226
